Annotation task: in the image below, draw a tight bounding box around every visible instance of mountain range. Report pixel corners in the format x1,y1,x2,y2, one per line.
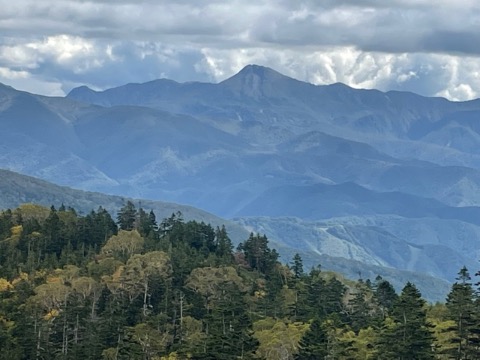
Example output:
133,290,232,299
2,64,480,300
0,169,451,301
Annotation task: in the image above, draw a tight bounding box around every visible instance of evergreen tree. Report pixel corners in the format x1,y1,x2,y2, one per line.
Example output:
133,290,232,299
183,221,216,254
295,317,329,360
44,205,63,256
349,281,372,333
323,277,347,320
291,253,304,280
203,285,258,359
304,266,327,320
0,209,14,240
377,282,434,359
117,201,137,231
185,268,257,359
238,233,278,274
138,209,159,252
214,225,234,264
374,277,398,320
445,266,478,359
160,211,183,237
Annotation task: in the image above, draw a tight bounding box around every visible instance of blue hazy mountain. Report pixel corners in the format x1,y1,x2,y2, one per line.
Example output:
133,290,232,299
2,65,480,292
0,168,451,301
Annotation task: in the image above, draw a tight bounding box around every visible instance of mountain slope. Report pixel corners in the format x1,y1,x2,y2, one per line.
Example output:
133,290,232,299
68,65,480,148
234,215,479,283
3,65,480,298
0,168,249,244
235,182,480,224
0,169,451,301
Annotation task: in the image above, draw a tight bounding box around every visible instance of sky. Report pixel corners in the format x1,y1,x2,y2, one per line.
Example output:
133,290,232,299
1,0,480,101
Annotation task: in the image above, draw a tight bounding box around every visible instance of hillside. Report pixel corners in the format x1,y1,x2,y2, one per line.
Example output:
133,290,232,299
0,169,451,301
0,195,456,359
1,65,480,295
0,168,249,244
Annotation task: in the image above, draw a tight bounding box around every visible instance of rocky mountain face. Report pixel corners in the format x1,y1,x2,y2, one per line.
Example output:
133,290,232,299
2,65,480,297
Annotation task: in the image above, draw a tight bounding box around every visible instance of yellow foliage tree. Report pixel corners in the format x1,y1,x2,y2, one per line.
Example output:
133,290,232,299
101,230,144,261
253,317,309,359
186,266,246,310
16,203,50,222
0,278,13,292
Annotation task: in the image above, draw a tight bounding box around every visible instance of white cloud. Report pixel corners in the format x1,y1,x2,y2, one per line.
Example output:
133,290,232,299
0,67,29,79
0,66,64,96
0,0,479,100
397,71,418,84
198,47,480,101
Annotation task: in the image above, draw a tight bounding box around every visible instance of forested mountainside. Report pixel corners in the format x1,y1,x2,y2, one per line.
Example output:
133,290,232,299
0,168,249,244
3,64,480,299
0,169,451,301
0,203,478,359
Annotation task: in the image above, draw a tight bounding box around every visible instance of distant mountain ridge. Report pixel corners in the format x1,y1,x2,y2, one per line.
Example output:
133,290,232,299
2,64,480,295
0,169,451,301
0,168,249,243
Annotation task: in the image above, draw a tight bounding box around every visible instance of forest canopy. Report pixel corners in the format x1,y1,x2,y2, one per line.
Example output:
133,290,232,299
0,202,478,359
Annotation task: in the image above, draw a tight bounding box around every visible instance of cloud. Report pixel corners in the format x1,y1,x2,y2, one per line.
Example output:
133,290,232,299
199,47,480,101
2,1,479,53
0,0,479,100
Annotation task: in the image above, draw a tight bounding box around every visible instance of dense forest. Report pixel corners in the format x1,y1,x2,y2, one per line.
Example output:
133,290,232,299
0,202,479,359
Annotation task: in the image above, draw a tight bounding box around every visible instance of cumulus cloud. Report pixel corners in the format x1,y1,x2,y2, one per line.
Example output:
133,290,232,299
0,0,479,100
198,47,480,101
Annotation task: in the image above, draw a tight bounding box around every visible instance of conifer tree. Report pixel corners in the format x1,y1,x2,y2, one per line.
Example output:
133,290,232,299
304,266,327,320
136,207,151,237
295,317,329,360
238,233,278,274
117,201,137,231
373,277,398,320
445,266,477,359
323,277,347,320
44,205,63,256
214,225,233,264
291,253,304,279
377,282,434,359
349,281,372,333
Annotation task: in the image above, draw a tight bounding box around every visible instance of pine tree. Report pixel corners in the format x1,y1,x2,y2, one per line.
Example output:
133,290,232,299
445,266,478,359
214,226,233,264
374,277,398,320
44,205,63,256
304,266,326,320
187,274,258,359
238,233,278,274
295,317,329,360
291,253,304,280
116,201,137,231
348,281,372,333
377,282,434,359
136,208,150,236
323,277,347,320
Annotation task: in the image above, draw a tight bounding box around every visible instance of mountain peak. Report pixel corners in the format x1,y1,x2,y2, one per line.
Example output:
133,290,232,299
67,85,107,105
225,64,291,83
0,82,19,97
236,64,284,78
67,85,96,97
220,64,299,98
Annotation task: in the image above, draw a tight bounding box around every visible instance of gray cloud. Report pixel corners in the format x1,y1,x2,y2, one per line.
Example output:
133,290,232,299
0,0,479,100
3,0,479,53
